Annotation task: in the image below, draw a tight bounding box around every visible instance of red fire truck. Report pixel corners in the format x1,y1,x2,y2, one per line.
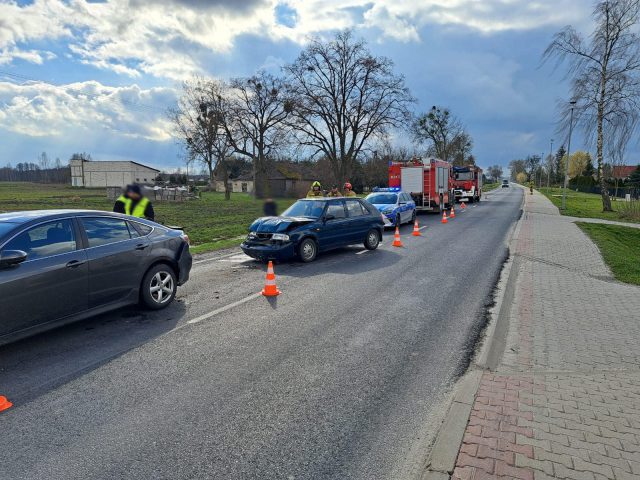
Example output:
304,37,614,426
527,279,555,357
452,166,483,203
388,158,454,212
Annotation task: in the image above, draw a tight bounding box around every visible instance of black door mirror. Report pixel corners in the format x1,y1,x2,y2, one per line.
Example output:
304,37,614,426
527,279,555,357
0,250,27,269
323,214,336,222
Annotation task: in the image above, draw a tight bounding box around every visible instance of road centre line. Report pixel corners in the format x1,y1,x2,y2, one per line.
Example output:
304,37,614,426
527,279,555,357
187,292,263,325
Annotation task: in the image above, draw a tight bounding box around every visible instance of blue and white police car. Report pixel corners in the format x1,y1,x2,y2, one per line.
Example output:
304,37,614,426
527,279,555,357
365,187,417,227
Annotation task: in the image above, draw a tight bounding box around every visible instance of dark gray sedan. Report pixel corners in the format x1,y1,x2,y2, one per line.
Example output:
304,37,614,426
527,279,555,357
0,210,192,345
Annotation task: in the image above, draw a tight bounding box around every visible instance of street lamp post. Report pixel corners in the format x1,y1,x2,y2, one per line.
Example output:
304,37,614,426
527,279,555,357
547,139,554,188
561,101,577,210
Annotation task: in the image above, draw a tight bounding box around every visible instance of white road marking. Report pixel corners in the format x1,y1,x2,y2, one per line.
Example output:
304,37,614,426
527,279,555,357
192,251,242,265
419,226,427,231
219,253,253,263
356,249,370,255
187,292,263,325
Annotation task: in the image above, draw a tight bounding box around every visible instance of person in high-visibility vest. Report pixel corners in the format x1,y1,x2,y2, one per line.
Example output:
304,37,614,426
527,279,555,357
343,182,356,197
113,184,155,221
327,185,342,197
306,181,324,198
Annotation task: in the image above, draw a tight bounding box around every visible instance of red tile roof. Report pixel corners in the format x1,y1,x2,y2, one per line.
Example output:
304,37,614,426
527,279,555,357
612,165,637,179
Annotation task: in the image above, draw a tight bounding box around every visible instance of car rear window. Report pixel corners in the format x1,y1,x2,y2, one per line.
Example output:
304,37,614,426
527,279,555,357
81,217,136,248
326,202,347,219
130,222,153,236
346,200,367,217
367,193,397,205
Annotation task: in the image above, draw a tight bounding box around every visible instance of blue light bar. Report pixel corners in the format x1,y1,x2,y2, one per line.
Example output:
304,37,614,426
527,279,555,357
372,187,401,192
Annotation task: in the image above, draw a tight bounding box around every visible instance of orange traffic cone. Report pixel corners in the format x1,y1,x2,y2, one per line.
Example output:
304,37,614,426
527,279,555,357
442,211,448,224
412,220,422,237
461,202,466,209
261,261,281,296
0,396,12,412
450,205,456,218
392,225,404,247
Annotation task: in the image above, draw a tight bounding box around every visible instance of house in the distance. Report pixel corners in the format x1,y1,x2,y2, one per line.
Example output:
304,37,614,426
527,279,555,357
70,159,160,188
611,165,637,181
214,173,255,194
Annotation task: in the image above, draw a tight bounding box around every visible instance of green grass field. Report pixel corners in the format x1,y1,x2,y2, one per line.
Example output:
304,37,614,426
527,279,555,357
577,222,640,286
483,183,500,192
539,187,639,224
0,183,296,254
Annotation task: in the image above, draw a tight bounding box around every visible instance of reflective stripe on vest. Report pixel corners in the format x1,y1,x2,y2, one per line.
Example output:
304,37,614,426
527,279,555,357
118,195,149,218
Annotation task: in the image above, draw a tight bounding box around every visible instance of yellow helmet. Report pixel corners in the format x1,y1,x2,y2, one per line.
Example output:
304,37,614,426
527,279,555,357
312,181,321,188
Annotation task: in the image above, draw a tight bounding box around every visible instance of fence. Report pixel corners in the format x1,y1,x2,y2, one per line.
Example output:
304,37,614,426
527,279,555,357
107,186,196,202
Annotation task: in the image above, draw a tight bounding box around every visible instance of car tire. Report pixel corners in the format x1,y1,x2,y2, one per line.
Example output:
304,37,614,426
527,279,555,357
411,210,416,224
364,229,380,250
298,238,318,263
140,264,177,310
395,213,401,226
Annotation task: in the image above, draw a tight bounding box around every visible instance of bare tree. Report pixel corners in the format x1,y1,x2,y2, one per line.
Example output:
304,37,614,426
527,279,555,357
487,165,504,183
609,135,629,197
544,0,640,211
413,106,472,164
285,30,413,186
448,131,475,166
169,77,234,199
223,71,293,198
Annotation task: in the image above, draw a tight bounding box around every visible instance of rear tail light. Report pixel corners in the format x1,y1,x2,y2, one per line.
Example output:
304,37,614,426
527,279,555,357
181,233,190,245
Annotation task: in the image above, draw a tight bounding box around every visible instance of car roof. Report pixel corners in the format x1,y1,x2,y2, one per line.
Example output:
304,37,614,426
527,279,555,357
299,197,359,200
0,209,114,224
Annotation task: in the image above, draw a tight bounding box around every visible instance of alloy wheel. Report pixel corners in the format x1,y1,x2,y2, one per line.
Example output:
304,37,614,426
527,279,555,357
150,271,174,304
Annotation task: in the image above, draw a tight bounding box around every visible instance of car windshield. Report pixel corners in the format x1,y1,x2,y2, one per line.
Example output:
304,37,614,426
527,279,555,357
366,193,397,205
281,200,327,219
456,172,473,181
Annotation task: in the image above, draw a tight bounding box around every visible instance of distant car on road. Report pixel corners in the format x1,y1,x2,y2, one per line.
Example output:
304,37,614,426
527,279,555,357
241,197,384,263
0,210,192,346
502,179,510,188
365,188,416,227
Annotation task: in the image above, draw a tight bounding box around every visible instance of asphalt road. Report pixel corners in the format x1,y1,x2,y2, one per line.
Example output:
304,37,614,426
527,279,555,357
0,186,522,480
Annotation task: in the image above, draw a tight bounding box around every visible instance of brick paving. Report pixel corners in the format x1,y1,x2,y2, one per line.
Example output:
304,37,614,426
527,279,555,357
452,191,640,480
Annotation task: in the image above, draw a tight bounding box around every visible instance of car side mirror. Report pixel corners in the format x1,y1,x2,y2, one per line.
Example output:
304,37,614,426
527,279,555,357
323,214,336,222
0,250,27,269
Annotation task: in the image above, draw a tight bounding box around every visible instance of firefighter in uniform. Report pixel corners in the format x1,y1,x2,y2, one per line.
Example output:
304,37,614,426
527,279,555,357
343,182,356,197
113,184,155,221
327,185,342,197
306,181,324,198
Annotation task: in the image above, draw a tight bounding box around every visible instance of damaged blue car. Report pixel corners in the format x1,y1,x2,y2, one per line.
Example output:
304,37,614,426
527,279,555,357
241,197,385,262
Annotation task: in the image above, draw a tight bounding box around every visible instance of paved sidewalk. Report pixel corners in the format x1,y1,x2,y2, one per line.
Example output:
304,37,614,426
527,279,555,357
451,190,640,480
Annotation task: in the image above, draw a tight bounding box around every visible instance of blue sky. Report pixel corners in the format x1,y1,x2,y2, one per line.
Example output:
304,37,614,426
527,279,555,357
0,0,600,172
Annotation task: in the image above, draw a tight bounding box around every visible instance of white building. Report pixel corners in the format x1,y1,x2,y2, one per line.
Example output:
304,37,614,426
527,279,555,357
70,159,160,188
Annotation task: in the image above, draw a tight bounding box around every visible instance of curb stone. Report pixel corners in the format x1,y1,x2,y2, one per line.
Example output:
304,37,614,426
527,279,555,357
420,370,483,478
420,186,527,479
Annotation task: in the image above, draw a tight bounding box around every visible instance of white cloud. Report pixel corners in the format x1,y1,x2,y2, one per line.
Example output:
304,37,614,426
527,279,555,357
0,80,175,141
0,0,591,79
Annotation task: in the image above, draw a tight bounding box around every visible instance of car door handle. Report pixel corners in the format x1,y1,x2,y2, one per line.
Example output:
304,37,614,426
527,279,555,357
135,243,149,250
66,260,86,268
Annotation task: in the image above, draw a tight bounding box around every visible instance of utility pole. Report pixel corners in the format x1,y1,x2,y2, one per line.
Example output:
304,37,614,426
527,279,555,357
561,101,577,210
547,139,554,189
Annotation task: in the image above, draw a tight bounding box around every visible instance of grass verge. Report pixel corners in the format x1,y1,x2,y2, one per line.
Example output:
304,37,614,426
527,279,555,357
577,222,640,285
0,182,297,255
539,187,639,224
483,183,500,192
